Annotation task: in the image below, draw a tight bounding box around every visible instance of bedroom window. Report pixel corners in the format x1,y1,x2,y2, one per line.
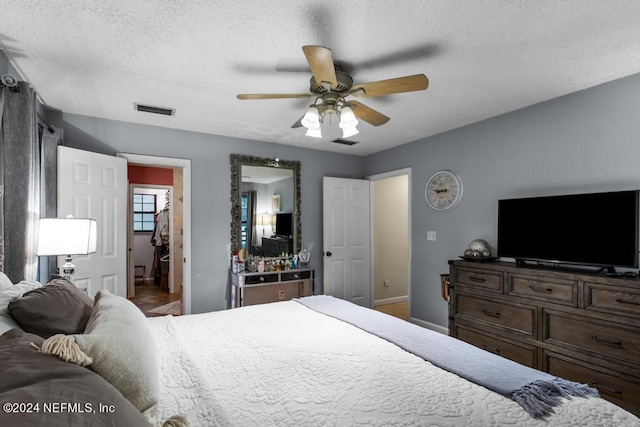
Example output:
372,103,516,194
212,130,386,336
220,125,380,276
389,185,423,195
133,193,156,232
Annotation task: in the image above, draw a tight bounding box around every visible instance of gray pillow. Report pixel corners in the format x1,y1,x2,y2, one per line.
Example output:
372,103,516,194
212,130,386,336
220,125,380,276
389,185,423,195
8,276,93,338
0,328,152,427
74,289,159,412
0,281,43,335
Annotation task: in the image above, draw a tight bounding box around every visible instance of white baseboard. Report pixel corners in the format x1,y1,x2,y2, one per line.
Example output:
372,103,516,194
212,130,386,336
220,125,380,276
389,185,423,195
374,295,408,306
409,317,449,335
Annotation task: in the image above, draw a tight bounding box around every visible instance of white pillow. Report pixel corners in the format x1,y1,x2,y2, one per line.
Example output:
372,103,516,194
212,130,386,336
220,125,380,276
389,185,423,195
0,280,43,335
0,271,12,291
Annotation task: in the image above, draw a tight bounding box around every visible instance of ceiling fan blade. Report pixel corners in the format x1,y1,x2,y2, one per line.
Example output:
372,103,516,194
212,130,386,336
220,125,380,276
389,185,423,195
302,45,338,88
237,93,310,100
347,100,390,127
291,114,305,128
350,74,429,98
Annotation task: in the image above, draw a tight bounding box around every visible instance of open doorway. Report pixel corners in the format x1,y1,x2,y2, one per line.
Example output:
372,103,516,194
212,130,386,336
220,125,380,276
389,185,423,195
369,168,411,321
129,184,182,316
117,153,192,315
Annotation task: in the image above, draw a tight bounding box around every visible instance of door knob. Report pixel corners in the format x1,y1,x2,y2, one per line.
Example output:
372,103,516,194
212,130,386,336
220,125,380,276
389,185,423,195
325,251,332,257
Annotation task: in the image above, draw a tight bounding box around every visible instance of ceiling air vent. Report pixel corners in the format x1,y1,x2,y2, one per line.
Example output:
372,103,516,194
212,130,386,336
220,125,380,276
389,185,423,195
332,138,359,146
134,103,175,116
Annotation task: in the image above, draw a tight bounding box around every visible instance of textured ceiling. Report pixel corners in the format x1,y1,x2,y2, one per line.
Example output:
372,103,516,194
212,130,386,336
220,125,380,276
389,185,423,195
2,1,640,156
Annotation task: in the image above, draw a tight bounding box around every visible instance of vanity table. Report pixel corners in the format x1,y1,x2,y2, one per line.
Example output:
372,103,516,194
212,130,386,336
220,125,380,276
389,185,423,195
231,268,314,308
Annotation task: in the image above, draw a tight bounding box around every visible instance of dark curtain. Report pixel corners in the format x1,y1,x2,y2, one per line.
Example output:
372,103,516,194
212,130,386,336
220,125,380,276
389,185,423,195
38,126,63,280
0,80,40,282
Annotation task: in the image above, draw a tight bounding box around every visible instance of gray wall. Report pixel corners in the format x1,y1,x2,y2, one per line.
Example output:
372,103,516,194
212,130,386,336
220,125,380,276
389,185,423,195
365,72,640,328
47,111,365,313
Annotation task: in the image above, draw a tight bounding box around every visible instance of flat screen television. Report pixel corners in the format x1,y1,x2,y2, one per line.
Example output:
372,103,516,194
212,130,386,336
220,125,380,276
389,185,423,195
497,190,639,270
275,213,292,238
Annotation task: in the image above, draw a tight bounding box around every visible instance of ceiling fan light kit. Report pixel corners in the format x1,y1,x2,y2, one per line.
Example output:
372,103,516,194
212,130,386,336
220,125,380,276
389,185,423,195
237,45,429,141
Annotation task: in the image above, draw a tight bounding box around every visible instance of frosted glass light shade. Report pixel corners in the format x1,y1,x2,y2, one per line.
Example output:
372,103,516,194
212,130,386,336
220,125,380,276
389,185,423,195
37,217,97,256
339,106,358,129
305,127,322,138
342,126,359,138
301,106,321,129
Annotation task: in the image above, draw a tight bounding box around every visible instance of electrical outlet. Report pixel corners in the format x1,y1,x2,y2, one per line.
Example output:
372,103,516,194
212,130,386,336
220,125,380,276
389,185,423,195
427,231,437,241
278,290,286,300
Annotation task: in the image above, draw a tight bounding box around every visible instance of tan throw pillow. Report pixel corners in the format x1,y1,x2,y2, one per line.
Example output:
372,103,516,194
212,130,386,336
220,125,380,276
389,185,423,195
73,289,159,412
8,276,92,338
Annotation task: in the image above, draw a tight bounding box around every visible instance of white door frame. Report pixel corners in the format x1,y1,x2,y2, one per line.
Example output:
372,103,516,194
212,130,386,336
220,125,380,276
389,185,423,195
366,168,412,315
117,153,192,315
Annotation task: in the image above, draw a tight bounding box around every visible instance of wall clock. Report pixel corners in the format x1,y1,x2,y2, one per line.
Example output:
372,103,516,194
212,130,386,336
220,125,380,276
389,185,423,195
425,170,463,211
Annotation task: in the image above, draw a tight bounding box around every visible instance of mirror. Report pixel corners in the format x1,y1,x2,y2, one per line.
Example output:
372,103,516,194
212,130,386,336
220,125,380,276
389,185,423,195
230,154,301,257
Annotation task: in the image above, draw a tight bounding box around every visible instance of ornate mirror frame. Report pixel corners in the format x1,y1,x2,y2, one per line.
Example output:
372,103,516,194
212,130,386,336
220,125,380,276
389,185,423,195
230,154,302,255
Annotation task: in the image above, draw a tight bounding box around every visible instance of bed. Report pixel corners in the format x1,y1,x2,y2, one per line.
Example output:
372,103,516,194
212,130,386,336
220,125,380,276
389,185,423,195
1,275,639,426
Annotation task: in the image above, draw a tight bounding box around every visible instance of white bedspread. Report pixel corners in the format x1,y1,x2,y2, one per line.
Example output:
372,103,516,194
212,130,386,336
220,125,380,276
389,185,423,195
148,299,639,427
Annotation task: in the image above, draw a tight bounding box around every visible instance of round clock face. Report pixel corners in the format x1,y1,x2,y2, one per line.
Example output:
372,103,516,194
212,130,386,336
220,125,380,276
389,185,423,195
425,170,463,211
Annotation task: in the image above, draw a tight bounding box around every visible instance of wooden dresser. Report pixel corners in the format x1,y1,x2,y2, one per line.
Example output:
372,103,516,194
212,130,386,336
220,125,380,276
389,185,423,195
448,259,640,415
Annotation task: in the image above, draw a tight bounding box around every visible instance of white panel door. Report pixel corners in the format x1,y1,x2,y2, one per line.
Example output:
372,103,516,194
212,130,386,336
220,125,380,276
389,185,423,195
323,177,371,307
58,146,127,297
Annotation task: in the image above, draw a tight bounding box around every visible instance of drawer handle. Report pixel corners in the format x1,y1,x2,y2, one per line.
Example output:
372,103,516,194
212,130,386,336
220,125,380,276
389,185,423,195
293,274,299,279
469,276,486,283
590,335,623,348
259,276,265,282
591,381,622,395
482,344,501,355
616,298,640,306
529,285,553,293
482,309,501,318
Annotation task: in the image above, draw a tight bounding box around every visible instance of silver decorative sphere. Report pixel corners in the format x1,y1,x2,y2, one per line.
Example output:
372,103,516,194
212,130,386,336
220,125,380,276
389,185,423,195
466,239,491,258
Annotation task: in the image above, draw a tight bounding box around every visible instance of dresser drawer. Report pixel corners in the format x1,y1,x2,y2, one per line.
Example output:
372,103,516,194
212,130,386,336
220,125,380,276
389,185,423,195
456,325,535,367
281,270,312,281
456,294,535,335
455,268,502,291
545,351,640,415
508,274,577,306
245,274,279,285
241,281,299,306
545,311,640,362
585,282,640,317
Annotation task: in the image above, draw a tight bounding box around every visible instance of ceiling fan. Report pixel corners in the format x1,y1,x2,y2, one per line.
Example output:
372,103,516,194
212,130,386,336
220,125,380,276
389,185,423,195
236,45,429,138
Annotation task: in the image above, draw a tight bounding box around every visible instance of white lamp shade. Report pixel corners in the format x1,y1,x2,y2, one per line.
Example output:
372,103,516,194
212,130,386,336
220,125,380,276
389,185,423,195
301,106,321,129
37,218,97,256
256,214,270,226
